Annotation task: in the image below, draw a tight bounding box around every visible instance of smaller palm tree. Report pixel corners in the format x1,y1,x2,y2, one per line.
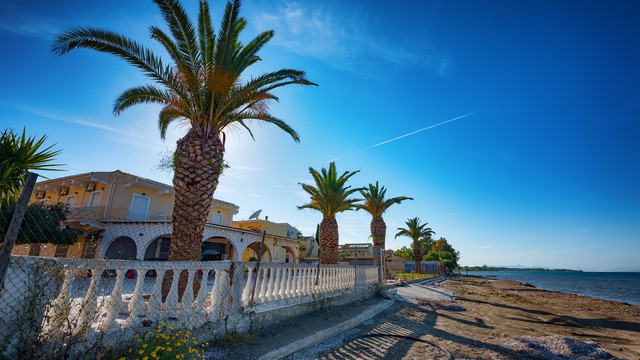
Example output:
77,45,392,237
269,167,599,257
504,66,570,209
395,217,435,274
357,182,412,272
298,162,361,264
0,128,61,207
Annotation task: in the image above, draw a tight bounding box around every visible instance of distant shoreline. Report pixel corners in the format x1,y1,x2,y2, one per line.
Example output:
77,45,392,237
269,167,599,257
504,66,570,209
458,266,582,272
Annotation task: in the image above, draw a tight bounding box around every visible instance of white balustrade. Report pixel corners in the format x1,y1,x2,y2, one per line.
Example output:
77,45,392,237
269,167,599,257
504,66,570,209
2,255,378,354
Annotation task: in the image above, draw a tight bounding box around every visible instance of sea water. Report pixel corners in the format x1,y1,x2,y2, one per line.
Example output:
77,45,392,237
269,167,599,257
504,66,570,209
465,271,640,306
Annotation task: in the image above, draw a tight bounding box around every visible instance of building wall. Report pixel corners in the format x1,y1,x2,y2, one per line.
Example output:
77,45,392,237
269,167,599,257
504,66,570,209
233,220,289,238
105,183,173,220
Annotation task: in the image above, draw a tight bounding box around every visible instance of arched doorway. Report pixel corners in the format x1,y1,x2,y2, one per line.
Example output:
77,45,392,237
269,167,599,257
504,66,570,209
104,236,137,260
201,237,235,261
284,246,297,263
242,242,271,262
144,235,171,260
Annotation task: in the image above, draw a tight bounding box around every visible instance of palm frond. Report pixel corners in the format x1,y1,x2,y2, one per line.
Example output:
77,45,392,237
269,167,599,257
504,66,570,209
152,0,200,74
113,84,175,115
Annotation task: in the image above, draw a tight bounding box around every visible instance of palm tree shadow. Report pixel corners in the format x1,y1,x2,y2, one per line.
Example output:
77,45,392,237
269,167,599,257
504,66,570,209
458,296,640,332
316,303,540,359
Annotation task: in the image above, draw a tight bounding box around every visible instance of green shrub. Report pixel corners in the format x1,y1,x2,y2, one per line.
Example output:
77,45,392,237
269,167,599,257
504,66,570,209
120,322,206,360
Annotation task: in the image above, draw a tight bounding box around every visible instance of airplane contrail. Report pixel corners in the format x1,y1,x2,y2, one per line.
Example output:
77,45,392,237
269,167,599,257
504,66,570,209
329,110,482,162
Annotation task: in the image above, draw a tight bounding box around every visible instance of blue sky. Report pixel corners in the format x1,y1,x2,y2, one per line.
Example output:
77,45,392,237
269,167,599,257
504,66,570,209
1,0,639,271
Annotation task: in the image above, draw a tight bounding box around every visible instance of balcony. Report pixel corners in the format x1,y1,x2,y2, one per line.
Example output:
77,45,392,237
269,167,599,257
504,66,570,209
64,203,170,222
65,203,106,222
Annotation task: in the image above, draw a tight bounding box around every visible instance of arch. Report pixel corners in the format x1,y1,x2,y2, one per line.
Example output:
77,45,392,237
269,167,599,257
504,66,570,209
104,236,137,260
202,237,236,261
242,241,271,262
144,235,172,260
283,246,297,264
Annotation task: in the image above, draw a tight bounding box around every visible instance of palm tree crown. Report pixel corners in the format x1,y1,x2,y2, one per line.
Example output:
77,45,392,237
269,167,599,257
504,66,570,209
298,162,362,217
357,181,412,217
52,0,316,141
0,128,61,207
395,217,433,242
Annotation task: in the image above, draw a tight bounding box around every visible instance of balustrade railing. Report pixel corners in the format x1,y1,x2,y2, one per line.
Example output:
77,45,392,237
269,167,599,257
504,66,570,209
241,262,379,308
0,256,378,358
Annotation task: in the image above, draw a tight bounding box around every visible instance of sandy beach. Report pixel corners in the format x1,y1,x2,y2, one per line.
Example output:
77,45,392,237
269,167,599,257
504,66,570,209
298,275,640,359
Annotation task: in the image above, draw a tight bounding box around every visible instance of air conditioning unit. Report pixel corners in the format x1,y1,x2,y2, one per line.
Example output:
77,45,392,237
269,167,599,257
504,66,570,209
57,187,69,196
34,190,46,199
84,182,96,192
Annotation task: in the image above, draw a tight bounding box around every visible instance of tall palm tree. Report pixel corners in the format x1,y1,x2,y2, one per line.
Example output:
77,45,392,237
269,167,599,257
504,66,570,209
395,217,434,274
357,182,412,273
0,128,61,207
52,0,316,266
298,162,361,264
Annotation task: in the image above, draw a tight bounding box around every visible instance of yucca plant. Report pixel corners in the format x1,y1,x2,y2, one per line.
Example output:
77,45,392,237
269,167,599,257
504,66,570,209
395,217,435,274
357,182,412,272
0,128,61,207
52,0,316,277
298,162,361,264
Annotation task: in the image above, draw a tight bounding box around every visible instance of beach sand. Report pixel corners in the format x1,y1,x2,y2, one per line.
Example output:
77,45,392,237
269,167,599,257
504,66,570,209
312,275,640,359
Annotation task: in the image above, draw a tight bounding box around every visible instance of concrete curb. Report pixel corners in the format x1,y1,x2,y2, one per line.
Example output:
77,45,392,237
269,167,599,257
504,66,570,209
258,299,395,360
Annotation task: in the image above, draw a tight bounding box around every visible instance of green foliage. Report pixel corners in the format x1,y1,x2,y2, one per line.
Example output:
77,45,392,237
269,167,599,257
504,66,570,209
0,202,80,244
0,128,62,207
393,246,413,260
297,162,362,217
122,322,206,359
423,237,460,270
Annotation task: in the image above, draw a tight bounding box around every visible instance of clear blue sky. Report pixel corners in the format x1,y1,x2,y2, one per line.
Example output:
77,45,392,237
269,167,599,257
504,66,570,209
1,0,639,271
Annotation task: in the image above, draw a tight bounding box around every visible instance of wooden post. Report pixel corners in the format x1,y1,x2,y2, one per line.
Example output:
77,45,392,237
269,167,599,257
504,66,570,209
0,172,38,290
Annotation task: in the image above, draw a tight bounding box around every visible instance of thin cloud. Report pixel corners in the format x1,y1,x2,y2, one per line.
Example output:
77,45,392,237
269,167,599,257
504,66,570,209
329,110,481,162
8,104,182,153
252,2,449,77
11,104,141,138
0,19,60,40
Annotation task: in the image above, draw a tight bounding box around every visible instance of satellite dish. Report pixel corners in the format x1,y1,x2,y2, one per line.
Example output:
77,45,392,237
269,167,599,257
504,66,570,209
249,209,262,220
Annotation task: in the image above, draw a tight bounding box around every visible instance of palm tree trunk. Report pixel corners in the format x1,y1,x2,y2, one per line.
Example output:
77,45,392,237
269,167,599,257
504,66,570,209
320,216,339,264
162,127,224,299
412,239,422,274
370,216,386,277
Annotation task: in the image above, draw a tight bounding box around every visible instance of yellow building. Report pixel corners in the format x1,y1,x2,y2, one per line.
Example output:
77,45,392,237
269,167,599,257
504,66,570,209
233,218,300,263
11,170,299,263
338,243,374,265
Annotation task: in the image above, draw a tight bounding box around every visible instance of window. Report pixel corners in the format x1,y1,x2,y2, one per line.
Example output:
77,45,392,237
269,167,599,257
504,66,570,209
212,212,223,225
128,194,150,221
64,195,76,207
88,191,102,207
